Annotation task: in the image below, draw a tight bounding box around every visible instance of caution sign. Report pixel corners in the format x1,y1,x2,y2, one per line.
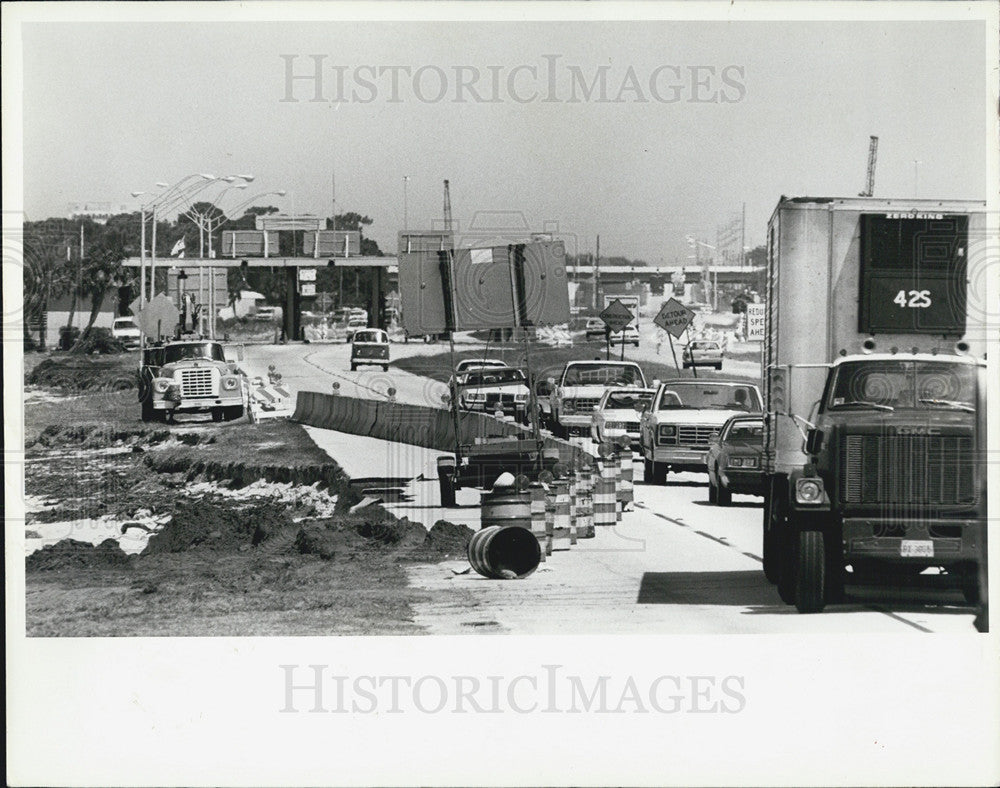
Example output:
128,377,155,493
653,297,695,339
746,302,765,341
599,299,635,334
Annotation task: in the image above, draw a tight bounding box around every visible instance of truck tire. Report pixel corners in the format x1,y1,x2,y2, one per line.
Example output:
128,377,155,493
715,362,722,370
717,484,732,507
224,406,244,421
762,481,784,584
140,394,154,423
211,408,224,423
350,363,357,371
794,530,827,613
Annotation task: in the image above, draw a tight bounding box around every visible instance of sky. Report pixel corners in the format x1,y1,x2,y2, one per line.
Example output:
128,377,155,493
15,13,991,262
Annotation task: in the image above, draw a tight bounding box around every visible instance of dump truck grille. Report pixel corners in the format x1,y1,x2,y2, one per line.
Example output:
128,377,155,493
180,368,215,398
841,434,976,506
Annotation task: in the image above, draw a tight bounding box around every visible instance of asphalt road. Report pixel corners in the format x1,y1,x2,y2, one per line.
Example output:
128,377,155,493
245,340,979,634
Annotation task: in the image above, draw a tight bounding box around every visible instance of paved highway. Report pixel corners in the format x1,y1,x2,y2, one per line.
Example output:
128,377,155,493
245,340,979,634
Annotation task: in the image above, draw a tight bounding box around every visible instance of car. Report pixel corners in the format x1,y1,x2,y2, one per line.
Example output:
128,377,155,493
705,415,765,505
138,340,245,423
454,366,530,421
608,324,640,347
548,360,647,437
350,328,390,371
584,317,607,340
639,379,763,484
111,317,141,349
683,339,724,370
590,387,657,447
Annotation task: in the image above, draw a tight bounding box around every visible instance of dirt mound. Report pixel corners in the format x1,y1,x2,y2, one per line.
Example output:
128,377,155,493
426,520,475,555
143,500,294,555
294,525,341,560
28,355,135,392
27,538,132,572
350,505,426,550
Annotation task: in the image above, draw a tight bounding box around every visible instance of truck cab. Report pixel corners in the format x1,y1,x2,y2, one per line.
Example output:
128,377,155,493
138,339,245,423
639,379,762,484
548,360,646,438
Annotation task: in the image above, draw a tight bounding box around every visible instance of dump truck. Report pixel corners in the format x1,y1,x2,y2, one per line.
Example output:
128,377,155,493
761,196,988,613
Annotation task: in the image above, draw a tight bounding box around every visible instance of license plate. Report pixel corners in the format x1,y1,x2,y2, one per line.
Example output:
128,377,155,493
900,540,934,558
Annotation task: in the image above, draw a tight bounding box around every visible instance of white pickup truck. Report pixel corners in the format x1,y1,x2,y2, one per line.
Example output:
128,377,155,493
639,379,762,484
547,360,647,438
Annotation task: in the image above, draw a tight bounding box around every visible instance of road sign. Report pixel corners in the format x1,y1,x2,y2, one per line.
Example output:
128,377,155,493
131,294,180,340
599,298,635,334
603,294,639,326
299,282,316,297
653,297,695,339
746,302,765,341
298,268,316,282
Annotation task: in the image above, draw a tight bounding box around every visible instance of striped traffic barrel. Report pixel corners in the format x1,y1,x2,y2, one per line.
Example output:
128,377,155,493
528,483,549,560
594,459,617,527
617,448,635,512
567,474,579,545
576,464,595,539
480,486,532,531
550,479,572,551
467,526,541,579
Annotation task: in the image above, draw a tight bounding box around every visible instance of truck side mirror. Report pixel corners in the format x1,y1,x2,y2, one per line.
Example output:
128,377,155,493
805,428,824,455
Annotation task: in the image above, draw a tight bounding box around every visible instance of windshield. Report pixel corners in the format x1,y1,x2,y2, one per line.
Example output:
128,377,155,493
563,363,644,387
658,382,761,411
462,368,526,387
163,343,226,364
114,318,135,329
603,390,653,410
826,360,978,412
724,419,764,443
353,330,385,343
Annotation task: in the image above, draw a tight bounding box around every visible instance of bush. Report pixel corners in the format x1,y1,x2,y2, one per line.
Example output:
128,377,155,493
73,327,127,355
59,325,81,351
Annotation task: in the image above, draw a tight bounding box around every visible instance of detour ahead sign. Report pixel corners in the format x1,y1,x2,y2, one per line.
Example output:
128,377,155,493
653,297,695,339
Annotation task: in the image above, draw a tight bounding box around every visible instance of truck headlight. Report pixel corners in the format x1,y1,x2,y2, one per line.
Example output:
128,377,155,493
563,400,575,413
514,393,527,402
222,376,240,391
729,457,744,468
795,477,825,505
153,378,171,394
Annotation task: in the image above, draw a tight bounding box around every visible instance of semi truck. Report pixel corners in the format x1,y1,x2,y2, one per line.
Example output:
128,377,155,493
761,196,988,613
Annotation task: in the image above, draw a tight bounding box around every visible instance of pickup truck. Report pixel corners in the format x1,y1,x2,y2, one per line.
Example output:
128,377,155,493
547,360,647,438
639,379,762,484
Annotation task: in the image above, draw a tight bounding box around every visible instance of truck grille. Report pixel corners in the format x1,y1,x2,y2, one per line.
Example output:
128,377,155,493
841,434,975,506
180,368,215,398
677,425,719,447
569,397,600,412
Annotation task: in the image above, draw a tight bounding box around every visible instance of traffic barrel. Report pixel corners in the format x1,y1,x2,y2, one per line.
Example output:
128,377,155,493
481,481,532,531
528,482,549,560
617,443,635,512
550,479,572,551
467,526,541,579
594,459,617,528
576,463,595,539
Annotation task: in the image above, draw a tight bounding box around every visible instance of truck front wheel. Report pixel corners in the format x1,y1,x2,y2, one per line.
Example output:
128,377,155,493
794,530,827,613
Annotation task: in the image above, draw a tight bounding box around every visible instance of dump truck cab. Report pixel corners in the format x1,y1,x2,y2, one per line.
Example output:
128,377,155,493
139,339,245,423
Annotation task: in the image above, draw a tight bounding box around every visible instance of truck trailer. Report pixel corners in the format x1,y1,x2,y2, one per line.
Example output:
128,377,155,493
761,196,988,613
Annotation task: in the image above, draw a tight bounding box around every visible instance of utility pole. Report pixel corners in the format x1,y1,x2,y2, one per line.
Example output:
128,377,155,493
78,223,84,330
443,179,453,231
740,202,746,267
594,234,600,311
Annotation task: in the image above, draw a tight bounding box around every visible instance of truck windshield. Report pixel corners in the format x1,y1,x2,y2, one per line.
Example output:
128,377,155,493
826,360,977,412
563,364,644,387
163,343,226,364
463,369,526,387
603,390,653,410
658,382,762,411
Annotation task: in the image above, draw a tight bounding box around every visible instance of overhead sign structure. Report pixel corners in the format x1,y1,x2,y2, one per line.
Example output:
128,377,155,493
746,302,766,341
130,294,180,340
599,299,635,334
654,297,696,339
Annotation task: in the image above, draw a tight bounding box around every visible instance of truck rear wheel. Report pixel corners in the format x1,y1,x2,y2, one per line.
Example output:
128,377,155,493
794,530,827,613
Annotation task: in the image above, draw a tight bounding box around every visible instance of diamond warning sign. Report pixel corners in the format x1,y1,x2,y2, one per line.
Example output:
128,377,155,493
653,297,695,339
599,299,635,334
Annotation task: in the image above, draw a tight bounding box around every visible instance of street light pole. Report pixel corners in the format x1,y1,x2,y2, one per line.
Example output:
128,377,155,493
403,175,410,230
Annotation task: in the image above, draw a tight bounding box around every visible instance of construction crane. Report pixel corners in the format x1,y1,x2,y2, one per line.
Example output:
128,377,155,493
443,179,453,232
859,135,878,197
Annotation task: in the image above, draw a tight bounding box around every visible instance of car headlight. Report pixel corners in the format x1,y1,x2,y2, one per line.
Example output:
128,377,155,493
153,378,171,394
470,393,486,402
795,477,825,505
729,457,744,468
743,456,759,469
563,400,575,413
605,421,625,430
514,393,527,402
222,376,240,391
